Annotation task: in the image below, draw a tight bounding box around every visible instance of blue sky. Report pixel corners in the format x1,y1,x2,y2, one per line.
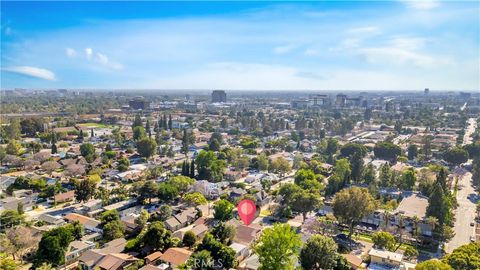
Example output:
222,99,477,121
1,1,479,90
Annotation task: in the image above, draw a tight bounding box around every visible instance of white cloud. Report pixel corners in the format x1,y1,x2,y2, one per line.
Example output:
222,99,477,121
85,47,93,59
401,0,440,10
65,48,77,58
358,47,436,67
389,37,426,50
304,48,319,56
273,44,296,54
2,66,56,81
347,26,379,35
95,52,123,70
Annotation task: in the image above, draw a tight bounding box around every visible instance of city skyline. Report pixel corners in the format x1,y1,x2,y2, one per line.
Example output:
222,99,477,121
1,1,479,90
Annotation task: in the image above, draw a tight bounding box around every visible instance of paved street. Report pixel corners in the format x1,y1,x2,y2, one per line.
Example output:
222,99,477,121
446,172,476,253
446,117,478,253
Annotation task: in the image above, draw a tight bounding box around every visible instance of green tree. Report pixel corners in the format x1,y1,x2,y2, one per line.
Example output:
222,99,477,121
300,235,338,270
133,126,146,141
372,231,396,251
270,157,292,177
157,183,179,202
6,119,21,140
416,259,452,270
0,210,24,230
135,209,149,229
74,177,98,202
183,230,197,248
294,169,321,191
103,220,125,241
350,152,364,183
196,151,226,182
142,222,173,251
211,222,236,245
291,190,322,221
404,246,419,260
137,137,157,158
401,168,416,190
408,144,418,160
257,153,269,171
374,141,401,160
339,143,367,159
426,183,451,226
213,199,234,221
169,175,195,194
139,181,158,204
182,129,190,156
117,157,130,172
189,250,214,270
442,242,480,270
156,205,172,221
197,233,237,269
444,147,469,166
363,163,376,184
132,114,143,128
67,220,84,240
184,192,207,206
325,138,339,156
254,223,302,270
379,163,392,187
35,226,74,267
80,142,96,162
0,257,17,270
332,187,376,243
190,159,196,178
6,140,21,155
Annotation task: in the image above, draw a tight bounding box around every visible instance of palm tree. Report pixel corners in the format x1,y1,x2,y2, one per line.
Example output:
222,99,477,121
412,215,420,247
383,210,391,231
426,216,438,239
395,214,405,251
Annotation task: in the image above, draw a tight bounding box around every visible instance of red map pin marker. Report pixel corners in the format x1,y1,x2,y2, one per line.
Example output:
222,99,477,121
238,199,256,225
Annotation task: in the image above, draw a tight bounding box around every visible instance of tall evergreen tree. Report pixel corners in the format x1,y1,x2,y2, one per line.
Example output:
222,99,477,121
132,114,142,128
190,159,195,178
436,167,448,193
182,160,187,176
181,129,189,156
185,160,190,177
426,183,450,226
168,114,172,130
51,143,57,154
163,114,168,130
146,120,151,137
350,152,364,183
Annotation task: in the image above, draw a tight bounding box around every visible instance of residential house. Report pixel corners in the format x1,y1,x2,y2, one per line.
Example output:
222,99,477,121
64,213,102,233
165,207,198,231
159,247,192,269
38,213,66,226
53,190,75,203
368,248,415,270
65,240,96,263
144,251,163,265
254,190,270,207
230,242,249,262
